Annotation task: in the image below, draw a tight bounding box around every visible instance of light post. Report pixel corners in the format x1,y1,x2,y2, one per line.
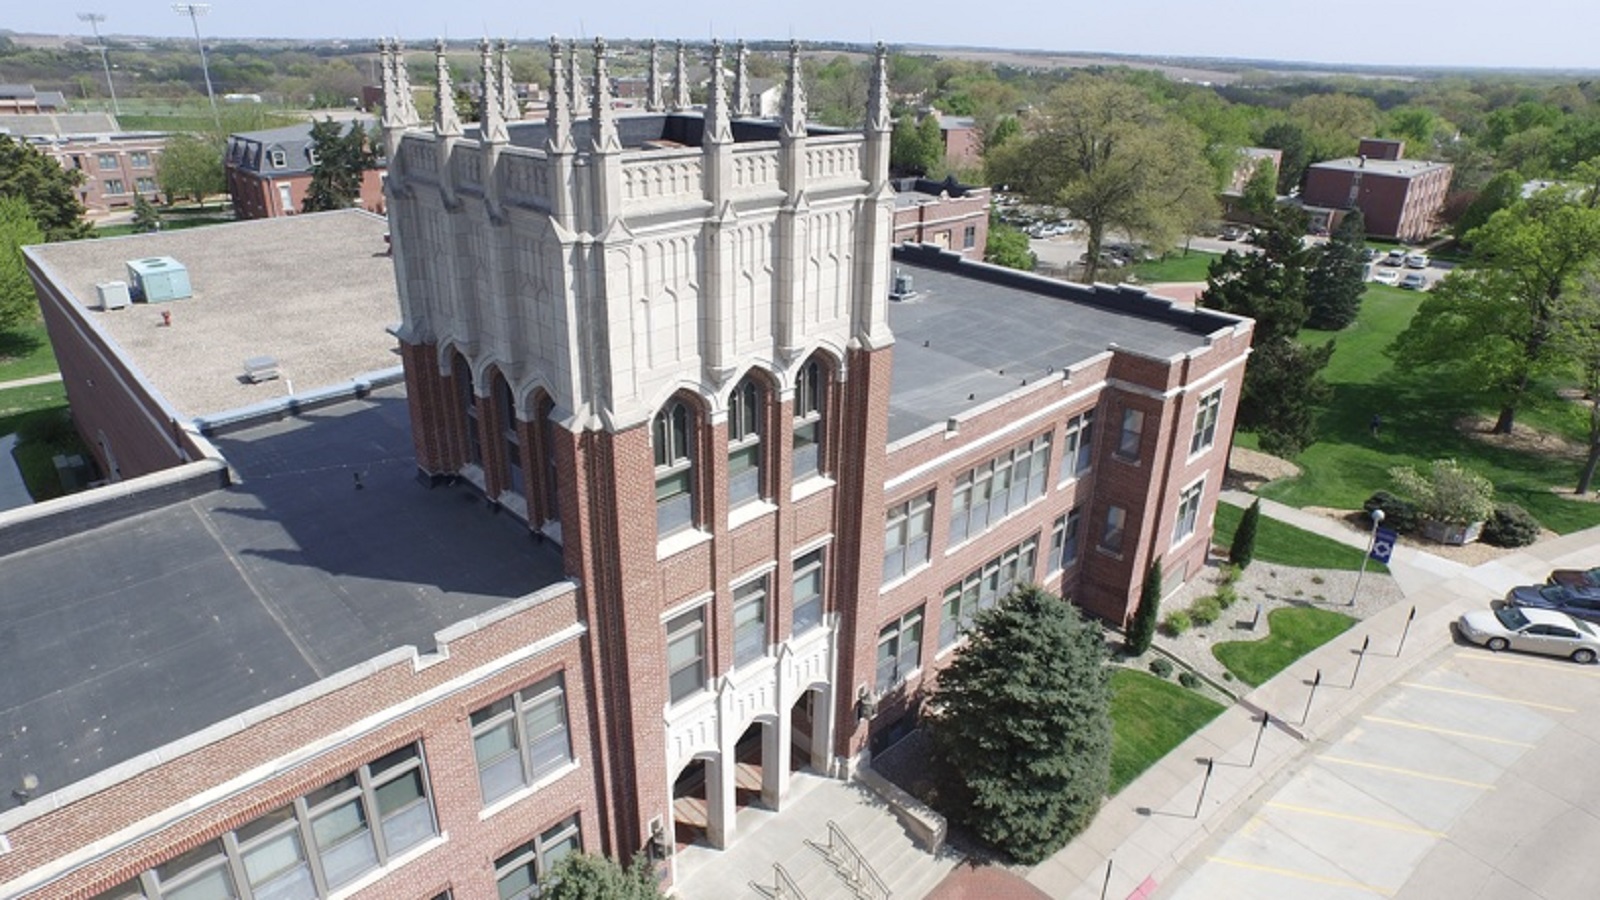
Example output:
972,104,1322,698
77,12,120,117
173,3,221,134
1350,508,1385,606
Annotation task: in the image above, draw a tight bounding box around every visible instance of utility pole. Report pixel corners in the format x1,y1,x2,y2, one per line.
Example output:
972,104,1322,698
173,3,222,134
77,12,120,117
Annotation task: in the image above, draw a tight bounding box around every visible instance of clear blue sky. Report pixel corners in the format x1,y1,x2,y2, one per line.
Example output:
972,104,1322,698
12,0,1599,71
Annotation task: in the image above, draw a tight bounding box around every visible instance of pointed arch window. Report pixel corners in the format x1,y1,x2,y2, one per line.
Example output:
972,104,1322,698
653,399,696,536
454,354,482,468
728,378,765,507
495,376,524,496
793,359,825,480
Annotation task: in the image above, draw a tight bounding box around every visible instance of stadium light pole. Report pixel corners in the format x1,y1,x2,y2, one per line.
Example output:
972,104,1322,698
173,3,222,133
77,13,121,117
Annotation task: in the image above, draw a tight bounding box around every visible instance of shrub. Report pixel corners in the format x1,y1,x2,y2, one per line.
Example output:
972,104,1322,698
1148,657,1174,678
1363,490,1420,534
1389,459,1495,524
1215,583,1239,609
1178,672,1202,689
1127,559,1162,655
1162,611,1192,636
1230,499,1261,568
1219,564,1242,587
1482,503,1542,548
1190,596,1222,626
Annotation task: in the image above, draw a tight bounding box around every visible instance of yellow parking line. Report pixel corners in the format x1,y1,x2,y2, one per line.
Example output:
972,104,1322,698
1454,651,1600,678
1397,681,1576,713
1205,856,1395,896
1363,715,1536,748
1319,756,1496,790
1265,801,1447,837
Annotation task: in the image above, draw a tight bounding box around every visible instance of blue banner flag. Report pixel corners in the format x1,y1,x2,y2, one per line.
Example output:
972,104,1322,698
1370,527,1398,564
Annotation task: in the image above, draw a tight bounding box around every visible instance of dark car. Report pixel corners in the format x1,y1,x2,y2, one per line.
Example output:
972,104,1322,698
1506,583,1600,624
1550,566,1600,590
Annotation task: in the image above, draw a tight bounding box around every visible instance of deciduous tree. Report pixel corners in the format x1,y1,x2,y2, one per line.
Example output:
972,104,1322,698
984,216,1035,271
1241,157,1278,216
1453,170,1521,245
302,117,377,213
928,585,1111,864
0,135,91,242
1259,120,1310,194
1306,208,1366,330
0,197,45,333
157,133,225,207
541,853,663,900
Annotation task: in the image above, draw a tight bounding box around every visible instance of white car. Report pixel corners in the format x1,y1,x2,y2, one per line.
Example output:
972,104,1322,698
1457,606,1600,663
1372,268,1400,286
1405,253,1429,269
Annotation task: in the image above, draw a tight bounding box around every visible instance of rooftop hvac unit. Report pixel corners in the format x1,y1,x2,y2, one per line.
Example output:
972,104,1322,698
889,271,915,300
124,256,192,303
95,280,131,311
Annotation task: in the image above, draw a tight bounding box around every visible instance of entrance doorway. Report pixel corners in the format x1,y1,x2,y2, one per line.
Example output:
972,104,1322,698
733,723,767,811
671,757,712,851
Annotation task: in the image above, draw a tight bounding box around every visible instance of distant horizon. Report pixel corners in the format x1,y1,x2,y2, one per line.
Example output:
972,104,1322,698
4,0,1598,72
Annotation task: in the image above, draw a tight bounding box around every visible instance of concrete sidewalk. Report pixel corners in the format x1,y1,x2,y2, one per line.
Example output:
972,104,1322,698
0,373,63,391
1026,506,1597,899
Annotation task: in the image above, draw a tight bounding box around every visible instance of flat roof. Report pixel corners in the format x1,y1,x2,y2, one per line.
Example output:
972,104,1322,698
0,385,568,809
1310,157,1449,177
26,211,403,420
885,248,1238,442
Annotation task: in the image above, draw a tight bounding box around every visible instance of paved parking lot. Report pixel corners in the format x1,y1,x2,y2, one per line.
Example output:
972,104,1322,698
1166,642,1600,899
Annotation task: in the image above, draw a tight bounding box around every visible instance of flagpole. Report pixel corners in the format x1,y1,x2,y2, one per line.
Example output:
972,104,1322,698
1350,508,1385,606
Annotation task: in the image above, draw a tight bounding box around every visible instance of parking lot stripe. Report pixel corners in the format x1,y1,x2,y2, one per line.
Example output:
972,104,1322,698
1319,756,1497,790
1397,681,1576,713
1204,857,1395,896
1453,652,1600,678
1265,801,1447,837
1362,715,1536,748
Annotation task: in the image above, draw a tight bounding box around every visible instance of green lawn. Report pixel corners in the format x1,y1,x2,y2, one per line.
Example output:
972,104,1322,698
0,321,60,383
1254,284,1600,535
1212,607,1358,686
96,209,235,238
1131,251,1221,283
0,386,80,501
1213,501,1386,573
1109,669,1226,793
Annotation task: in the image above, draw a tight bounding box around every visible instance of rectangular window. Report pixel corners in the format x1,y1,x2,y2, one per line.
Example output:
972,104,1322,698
98,153,118,170
732,576,769,667
941,535,1038,647
470,674,573,805
495,816,582,900
1061,410,1095,480
949,434,1051,546
270,149,288,167
105,179,126,195
130,151,151,168
1117,408,1144,460
1191,388,1223,455
963,224,977,248
876,607,924,692
654,401,695,536
1101,505,1127,555
1173,479,1205,545
1051,507,1083,571
792,548,825,635
667,606,706,703
135,176,158,194
883,491,934,582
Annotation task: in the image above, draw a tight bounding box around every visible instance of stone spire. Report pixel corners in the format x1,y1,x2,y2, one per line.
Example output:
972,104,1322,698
590,37,619,152
433,39,461,137
704,40,731,145
567,40,585,114
646,40,664,113
781,39,806,138
867,41,890,134
671,41,690,111
393,40,419,127
546,35,572,153
733,40,751,117
498,40,519,122
379,39,399,131
479,38,507,144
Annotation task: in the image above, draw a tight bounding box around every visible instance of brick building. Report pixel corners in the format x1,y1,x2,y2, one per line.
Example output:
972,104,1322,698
2,112,167,215
225,120,386,219
891,176,990,260
1301,139,1452,242
0,83,67,114
3,39,1251,900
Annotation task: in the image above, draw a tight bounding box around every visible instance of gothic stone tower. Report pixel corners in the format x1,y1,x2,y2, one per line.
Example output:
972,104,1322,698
381,39,898,863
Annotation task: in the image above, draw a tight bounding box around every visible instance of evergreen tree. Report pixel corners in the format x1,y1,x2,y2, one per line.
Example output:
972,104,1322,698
0,196,45,333
302,118,377,213
0,135,91,242
1306,208,1365,330
1259,121,1310,195
1230,499,1262,568
1127,559,1161,655
916,114,945,174
929,585,1111,864
889,114,924,174
131,193,163,234
542,853,664,900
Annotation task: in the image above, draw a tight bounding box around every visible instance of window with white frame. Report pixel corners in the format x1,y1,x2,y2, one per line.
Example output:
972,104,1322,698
963,224,977,248
130,151,151,168
653,399,696,536
940,535,1039,647
666,606,706,703
883,491,934,582
108,745,437,899
1191,388,1223,455
98,153,118,170
270,148,288,167
135,176,158,194
104,179,125,194
949,434,1051,545
470,673,572,805
876,607,924,692
732,575,769,667
1173,479,1205,545
1061,410,1095,480
1100,505,1127,554
1116,408,1144,460
793,548,825,635
793,359,825,479
728,378,764,507
1051,507,1083,572
494,816,581,900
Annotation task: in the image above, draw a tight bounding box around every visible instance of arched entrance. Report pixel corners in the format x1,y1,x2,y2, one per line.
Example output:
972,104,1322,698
671,756,715,851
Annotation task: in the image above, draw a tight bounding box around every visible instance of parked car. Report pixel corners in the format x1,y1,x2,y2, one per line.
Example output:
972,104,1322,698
1400,272,1428,290
1383,249,1407,266
1405,253,1429,269
1457,606,1600,663
1507,584,1600,624
1372,268,1400,286
1550,566,1600,590
1220,224,1245,241
1361,247,1381,262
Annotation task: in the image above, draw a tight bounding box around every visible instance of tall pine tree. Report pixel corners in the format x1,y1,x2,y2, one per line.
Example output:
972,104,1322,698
1127,558,1162,655
1306,208,1365,330
302,118,377,213
1230,499,1262,568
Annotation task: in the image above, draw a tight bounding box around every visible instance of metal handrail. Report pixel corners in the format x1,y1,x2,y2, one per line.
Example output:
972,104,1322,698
750,862,810,900
821,819,891,900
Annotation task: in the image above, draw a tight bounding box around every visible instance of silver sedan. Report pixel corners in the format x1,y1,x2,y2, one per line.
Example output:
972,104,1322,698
1458,606,1600,663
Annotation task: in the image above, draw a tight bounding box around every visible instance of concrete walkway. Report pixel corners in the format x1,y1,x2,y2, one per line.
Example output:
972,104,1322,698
1024,507,1600,899
0,373,63,391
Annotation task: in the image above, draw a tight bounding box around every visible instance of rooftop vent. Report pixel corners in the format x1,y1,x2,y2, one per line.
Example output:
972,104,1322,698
124,256,192,303
889,270,915,301
95,280,130,311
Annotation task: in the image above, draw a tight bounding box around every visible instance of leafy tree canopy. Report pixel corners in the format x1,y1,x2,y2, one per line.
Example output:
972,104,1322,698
157,133,226,206
984,216,1035,271
0,196,45,333
302,117,377,213
1305,208,1366,330
0,136,91,242
541,853,664,900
